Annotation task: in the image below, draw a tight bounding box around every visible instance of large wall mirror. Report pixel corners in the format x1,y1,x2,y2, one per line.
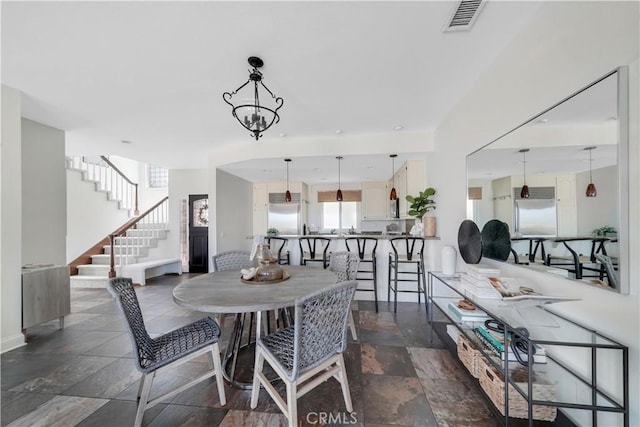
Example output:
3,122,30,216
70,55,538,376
466,67,629,294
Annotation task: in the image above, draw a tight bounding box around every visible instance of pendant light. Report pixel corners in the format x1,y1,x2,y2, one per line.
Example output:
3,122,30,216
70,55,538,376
284,158,292,202
336,156,343,201
519,149,530,199
389,154,398,200
585,146,597,197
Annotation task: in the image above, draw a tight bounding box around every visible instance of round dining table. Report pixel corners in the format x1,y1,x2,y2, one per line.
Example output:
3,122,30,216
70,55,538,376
172,265,337,388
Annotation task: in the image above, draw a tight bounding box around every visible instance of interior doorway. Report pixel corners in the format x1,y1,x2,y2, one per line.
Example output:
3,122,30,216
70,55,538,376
188,194,209,273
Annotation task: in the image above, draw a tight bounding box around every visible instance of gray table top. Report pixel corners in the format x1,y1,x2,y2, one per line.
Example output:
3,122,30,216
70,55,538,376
172,265,337,313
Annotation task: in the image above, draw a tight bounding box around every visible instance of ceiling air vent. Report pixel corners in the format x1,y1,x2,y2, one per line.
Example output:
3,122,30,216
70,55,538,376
444,0,486,32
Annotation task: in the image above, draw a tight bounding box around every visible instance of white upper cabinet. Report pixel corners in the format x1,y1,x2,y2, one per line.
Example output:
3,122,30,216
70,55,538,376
394,160,425,219
362,182,389,220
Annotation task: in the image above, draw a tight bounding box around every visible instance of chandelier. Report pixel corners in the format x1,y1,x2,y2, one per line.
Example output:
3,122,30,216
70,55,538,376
223,56,284,140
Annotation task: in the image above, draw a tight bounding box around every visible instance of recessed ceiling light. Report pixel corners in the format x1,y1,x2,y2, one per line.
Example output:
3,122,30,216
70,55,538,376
279,133,287,137
335,130,343,134
606,116,618,121
121,139,133,144
536,118,549,124
394,125,403,131
320,177,327,181
263,169,272,173
366,166,374,169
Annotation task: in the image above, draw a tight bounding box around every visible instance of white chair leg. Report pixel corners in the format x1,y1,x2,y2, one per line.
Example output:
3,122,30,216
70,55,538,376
286,380,297,427
250,348,265,408
211,343,226,406
336,354,353,413
134,372,154,427
348,310,357,341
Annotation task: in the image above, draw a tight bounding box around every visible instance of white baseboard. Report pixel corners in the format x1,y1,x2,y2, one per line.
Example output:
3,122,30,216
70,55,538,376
1,333,26,353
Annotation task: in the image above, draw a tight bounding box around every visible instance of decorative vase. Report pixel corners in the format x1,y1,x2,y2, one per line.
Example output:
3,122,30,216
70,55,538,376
423,217,436,237
410,219,423,236
255,244,283,281
441,245,457,275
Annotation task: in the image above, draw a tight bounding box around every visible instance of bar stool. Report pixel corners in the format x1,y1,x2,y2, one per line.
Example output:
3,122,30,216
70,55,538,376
265,236,290,265
299,237,331,268
388,237,426,313
345,237,379,312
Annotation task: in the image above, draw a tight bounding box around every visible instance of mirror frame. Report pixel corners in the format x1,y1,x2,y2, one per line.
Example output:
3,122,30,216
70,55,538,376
466,66,629,294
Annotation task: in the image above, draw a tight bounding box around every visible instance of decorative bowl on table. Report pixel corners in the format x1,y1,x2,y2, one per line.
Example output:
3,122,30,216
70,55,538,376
241,244,289,284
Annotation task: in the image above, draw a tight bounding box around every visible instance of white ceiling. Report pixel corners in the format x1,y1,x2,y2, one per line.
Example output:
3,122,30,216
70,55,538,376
2,1,543,178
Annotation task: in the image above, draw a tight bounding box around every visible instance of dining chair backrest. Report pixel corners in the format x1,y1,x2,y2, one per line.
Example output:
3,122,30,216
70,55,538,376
107,277,155,372
344,237,378,261
265,237,289,264
595,253,618,289
212,250,253,272
389,237,425,261
329,251,360,282
290,280,357,380
299,237,331,267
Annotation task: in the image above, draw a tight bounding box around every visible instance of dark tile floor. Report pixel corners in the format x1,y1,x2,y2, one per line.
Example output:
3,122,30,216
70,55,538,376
1,274,498,427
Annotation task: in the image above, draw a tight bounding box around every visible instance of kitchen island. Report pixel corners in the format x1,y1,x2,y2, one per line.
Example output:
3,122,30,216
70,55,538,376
269,234,440,304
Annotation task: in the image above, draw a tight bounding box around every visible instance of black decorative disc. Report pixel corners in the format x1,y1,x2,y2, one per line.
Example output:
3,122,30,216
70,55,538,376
458,220,483,264
481,220,511,261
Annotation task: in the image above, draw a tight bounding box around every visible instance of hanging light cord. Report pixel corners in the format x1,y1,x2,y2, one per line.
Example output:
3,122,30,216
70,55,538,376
522,151,527,184
589,149,593,182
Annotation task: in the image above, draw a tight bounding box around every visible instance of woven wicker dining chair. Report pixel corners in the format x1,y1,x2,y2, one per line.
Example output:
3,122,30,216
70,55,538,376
107,277,226,427
329,251,360,340
211,250,254,272
250,280,358,427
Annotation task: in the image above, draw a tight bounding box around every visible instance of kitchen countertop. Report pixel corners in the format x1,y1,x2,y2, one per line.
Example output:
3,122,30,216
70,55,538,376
275,234,439,239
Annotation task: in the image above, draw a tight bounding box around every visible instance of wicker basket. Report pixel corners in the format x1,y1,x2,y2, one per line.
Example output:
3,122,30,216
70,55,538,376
457,335,481,378
477,358,557,421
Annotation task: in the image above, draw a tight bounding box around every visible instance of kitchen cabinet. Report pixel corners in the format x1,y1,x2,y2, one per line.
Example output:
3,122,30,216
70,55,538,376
392,160,424,219
361,182,389,219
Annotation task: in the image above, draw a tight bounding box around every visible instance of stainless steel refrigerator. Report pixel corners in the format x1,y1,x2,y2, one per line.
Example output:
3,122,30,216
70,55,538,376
514,199,557,237
268,203,300,235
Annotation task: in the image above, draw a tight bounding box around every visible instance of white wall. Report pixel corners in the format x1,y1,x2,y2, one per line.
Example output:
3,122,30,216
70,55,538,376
216,169,253,253
1,86,25,352
168,168,208,271
21,119,67,266
576,165,618,236
66,170,131,261
432,2,639,425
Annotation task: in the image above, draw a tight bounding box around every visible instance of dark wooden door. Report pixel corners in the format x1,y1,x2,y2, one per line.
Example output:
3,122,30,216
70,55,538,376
189,194,209,273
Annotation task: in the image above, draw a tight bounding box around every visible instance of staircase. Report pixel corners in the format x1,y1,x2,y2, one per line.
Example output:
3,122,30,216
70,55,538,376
71,223,171,288
67,156,180,288
66,155,139,215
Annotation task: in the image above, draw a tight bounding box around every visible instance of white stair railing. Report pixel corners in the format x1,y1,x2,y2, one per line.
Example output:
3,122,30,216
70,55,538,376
66,155,139,215
109,197,169,276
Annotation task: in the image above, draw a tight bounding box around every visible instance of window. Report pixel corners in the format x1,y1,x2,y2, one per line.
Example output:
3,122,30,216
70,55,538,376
322,202,357,231
148,165,168,188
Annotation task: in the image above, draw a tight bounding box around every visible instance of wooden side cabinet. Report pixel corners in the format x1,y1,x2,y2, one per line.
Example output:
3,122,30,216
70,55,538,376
21,265,70,334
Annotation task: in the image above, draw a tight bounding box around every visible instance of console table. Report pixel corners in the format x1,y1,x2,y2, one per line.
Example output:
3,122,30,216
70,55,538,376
427,271,628,426
21,265,70,334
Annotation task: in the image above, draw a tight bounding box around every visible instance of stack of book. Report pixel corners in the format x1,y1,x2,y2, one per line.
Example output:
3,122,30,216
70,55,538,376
460,264,502,299
474,324,546,363
448,302,490,323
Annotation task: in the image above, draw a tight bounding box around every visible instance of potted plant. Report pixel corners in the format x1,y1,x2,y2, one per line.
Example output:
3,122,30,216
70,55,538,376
406,187,437,237
592,225,617,237
266,227,279,236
